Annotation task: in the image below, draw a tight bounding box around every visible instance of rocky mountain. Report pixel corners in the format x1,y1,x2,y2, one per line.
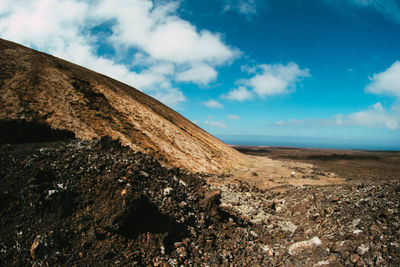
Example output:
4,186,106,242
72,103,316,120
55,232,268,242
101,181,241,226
0,38,244,173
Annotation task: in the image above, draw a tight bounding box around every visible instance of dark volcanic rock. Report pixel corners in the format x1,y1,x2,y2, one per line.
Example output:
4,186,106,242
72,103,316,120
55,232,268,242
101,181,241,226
0,137,261,266
1,137,400,266
0,119,75,144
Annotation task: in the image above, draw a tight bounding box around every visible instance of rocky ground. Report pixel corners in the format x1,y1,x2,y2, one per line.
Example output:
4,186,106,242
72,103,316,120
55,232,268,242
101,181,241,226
1,137,400,266
208,178,400,266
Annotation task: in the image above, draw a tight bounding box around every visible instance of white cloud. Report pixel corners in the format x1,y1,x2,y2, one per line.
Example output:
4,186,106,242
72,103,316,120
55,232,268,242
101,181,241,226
274,61,400,131
151,88,186,107
204,120,227,128
247,62,310,97
230,62,310,100
275,103,400,130
366,61,400,98
227,114,240,120
335,102,400,130
202,99,224,109
176,63,217,85
223,86,253,101
0,0,240,108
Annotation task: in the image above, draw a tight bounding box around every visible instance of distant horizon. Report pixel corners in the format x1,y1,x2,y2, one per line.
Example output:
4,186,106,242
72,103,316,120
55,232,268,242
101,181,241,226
218,134,400,151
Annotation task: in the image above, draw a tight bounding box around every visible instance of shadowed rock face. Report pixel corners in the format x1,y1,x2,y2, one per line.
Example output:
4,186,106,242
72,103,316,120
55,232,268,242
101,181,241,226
0,38,244,173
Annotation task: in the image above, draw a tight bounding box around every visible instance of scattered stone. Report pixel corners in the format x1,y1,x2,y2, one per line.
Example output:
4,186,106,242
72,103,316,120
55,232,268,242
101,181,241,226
30,235,41,259
288,237,322,255
1,138,400,266
314,260,330,266
163,187,173,196
200,189,222,217
350,253,360,263
121,189,127,196
353,229,363,235
357,244,369,255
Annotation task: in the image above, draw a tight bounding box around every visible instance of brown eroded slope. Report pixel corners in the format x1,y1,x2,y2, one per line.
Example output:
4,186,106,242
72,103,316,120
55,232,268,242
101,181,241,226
0,38,244,173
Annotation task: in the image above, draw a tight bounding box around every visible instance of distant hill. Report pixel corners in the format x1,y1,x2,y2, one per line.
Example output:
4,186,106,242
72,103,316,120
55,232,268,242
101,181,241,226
0,38,244,173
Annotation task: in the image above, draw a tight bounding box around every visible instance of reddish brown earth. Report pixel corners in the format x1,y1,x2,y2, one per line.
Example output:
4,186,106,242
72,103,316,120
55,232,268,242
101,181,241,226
233,146,400,182
0,38,244,174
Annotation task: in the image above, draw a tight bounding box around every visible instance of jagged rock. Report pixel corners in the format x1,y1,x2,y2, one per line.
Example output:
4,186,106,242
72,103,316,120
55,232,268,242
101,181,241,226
200,190,222,217
350,253,360,263
1,136,400,266
30,235,42,259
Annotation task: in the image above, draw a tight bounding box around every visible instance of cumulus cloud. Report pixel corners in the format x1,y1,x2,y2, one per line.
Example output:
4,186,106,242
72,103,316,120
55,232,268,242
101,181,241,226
151,88,186,108
224,62,310,100
222,86,253,101
176,63,218,85
0,0,239,107
275,60,400,131
95,0,240,64
227,114,240,120
366,61,400,98
202,99,224,109
246,62,310,97
204,120,227,128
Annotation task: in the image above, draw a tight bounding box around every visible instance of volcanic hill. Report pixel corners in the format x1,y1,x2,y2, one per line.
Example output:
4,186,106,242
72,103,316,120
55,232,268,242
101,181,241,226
2,38,400,266
0,38,243,173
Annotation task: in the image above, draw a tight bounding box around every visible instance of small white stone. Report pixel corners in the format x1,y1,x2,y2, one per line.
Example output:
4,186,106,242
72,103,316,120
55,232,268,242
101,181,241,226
314,260,330,266
275,206,283,212
163,187,173,196
312,236,322,246
288,236,322,255
250,231,258,237
357,244,369,255
57,183,65,189
48,189,58,196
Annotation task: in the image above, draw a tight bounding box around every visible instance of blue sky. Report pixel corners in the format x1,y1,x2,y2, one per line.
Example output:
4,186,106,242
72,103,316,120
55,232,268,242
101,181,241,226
1,0,400,149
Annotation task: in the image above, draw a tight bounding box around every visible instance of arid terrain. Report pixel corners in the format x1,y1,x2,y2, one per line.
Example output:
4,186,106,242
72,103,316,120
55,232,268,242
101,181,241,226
1,134,400,266
1,39,400,266
234,146,400,182
0,38,244,174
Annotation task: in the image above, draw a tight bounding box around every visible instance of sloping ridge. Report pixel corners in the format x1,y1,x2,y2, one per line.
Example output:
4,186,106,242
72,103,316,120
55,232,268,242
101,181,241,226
0,38,244,173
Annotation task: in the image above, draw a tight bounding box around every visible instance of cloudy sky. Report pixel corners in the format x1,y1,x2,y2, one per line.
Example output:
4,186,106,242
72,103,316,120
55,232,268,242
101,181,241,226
1,0,400,149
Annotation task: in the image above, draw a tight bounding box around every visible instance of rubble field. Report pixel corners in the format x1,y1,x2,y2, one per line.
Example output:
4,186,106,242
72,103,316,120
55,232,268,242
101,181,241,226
1,135,400,266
